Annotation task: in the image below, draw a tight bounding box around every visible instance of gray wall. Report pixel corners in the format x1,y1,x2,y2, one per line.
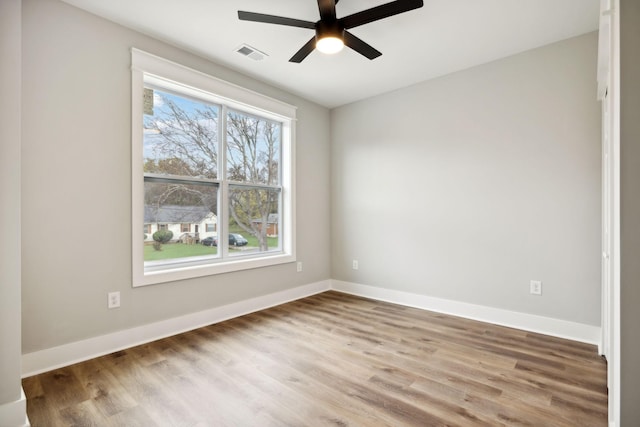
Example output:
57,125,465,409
331,33,601,326
0,0,24,418
21,0,331,354
620,0,640,423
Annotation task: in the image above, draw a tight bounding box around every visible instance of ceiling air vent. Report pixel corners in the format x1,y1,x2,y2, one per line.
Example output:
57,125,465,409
235,44,268,61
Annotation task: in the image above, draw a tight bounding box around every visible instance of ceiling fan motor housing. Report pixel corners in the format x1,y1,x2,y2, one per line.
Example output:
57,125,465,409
315,20,344,42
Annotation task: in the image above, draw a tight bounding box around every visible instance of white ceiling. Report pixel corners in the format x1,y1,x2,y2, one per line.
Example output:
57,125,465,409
61,0,600,108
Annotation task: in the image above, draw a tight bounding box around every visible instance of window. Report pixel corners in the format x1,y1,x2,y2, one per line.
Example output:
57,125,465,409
132,49,296,286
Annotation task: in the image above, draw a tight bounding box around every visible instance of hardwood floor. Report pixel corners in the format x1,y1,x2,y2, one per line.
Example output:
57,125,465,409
23,291,608,426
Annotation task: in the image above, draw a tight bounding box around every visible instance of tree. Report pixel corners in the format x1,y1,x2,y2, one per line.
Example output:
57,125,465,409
226,112,280,251
144,96,219,227
145,97,218,179
144,158,216,212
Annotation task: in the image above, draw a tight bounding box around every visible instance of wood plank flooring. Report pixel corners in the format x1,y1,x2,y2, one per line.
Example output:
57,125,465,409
23,291,608,426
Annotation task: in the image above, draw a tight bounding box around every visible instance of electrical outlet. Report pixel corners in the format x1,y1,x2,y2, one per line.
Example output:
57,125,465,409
530,280,542,296
296,261,303,272
108,291,121,309
352,260,359,270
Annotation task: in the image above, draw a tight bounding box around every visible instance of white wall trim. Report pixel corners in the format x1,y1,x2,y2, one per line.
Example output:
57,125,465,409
23,278,601,377
0,388,29,427
331,280,602,346
22,280,331,377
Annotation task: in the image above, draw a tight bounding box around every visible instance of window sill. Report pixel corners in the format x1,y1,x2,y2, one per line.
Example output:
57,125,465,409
133,252,296,287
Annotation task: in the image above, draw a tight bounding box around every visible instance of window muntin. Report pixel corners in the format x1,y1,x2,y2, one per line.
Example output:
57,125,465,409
132,49,296,286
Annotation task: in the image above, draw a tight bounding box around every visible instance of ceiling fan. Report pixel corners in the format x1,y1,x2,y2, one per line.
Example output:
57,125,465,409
238,0,424,63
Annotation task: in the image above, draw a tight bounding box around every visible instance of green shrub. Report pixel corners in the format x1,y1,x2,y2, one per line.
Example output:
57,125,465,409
153,229,173,244
152,229,173,251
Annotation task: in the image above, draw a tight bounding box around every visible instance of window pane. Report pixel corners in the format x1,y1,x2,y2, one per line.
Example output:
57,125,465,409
134,52,295,286
226,110,281,185
228,186,280,256
144,88,219,180
144,181,218,262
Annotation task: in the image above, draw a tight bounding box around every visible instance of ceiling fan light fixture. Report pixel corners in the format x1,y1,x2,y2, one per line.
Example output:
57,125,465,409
316,35,344,54
315,20,344,55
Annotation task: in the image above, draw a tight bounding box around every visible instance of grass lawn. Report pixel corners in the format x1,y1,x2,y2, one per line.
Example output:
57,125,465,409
144,229,279,262
241,235,279,248
144,242,217,261
229,226,279,249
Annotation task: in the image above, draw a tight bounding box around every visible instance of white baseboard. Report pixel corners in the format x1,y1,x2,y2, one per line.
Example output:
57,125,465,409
331,280,601,346
22,278,601,377
0,388,29,427
22,280,331,377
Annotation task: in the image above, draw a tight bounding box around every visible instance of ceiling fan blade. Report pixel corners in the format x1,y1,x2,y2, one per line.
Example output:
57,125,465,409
289,37,317,63
343,31,382,60
340,0,423,29
238,11,316,29
317,0,337,21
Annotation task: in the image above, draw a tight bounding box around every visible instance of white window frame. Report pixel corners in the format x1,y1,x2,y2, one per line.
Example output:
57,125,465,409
131,49,296,287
